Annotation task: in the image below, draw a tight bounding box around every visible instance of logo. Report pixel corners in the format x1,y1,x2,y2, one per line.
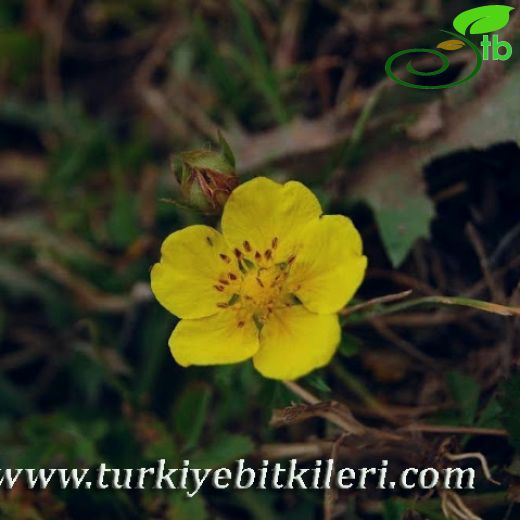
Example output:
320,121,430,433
385,5,514,89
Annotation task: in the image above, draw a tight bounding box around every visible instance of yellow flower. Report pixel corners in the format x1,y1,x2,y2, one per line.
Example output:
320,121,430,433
151,177,367,380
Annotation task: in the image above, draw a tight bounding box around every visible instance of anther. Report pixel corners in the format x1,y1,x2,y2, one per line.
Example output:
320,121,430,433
219,254,231,263
214,285,225,292
264,249,272,260
219,279,229,286
243,241,252,252
288,254,296,264
272,237,278,249
228,272,237,280
217,303,228,308
237,321,245,328
206,236,213,246
256,277,264,288
254,251,262,262
234,248,242,258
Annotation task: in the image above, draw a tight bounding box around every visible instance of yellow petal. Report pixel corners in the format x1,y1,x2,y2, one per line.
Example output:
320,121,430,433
253,305,340,380
151,225,240,319
221,177,322,261
170,311,259,366
288,215,367,314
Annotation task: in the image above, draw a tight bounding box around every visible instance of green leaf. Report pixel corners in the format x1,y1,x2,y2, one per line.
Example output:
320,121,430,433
0,30,40,84
170,494,207,520
383,499,408,520
106,191,139,248
372,194,434,267
191,434,254,468
218,130,236,168
453,5,514,35
447,371,480,426
19,413,107,467
476,397,502,429
348,145,435,268
338,333,362,357
142,419,178,463
499,374,520,453
173,383,212,451
305,373,331,394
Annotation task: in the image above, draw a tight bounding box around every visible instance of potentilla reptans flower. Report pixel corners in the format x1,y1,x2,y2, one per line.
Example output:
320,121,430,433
151,177,367,380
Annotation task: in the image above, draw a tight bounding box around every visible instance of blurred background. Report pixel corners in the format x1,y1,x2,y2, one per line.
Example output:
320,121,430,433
1,0,520,518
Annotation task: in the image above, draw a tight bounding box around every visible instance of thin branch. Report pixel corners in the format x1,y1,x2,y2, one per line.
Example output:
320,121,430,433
324,434,347,520
283,380,320,404
340,290,413,316
401,424,508,437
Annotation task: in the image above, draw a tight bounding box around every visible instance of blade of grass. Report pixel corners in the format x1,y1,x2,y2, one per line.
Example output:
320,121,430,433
230,0,289,123
323,85,383,178
193,16,245,112
347,295,520,323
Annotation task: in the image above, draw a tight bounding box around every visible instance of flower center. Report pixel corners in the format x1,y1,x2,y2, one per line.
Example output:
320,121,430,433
214,236,298,328
240,265,287,317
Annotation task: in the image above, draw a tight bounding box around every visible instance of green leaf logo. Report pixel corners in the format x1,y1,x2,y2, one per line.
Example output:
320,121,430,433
453,5,514,35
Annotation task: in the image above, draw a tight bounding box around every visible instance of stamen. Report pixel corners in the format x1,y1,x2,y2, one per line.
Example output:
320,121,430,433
254,251,262,262
252,314,263,330
214,285,225,292
206,236,213,246
218,279,229,286
234,248,242,258
219,253,231,263
228,272,238,280
243,258,255,269
237,321,245,328
264,249,272,260
217,302,228,308
272,237,278,249
256,277,264,288
243,241,252,252
228,294,240,305
288,254,296,265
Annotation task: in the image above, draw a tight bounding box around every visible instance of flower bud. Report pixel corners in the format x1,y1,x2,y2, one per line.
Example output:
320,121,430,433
173,134,239,215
